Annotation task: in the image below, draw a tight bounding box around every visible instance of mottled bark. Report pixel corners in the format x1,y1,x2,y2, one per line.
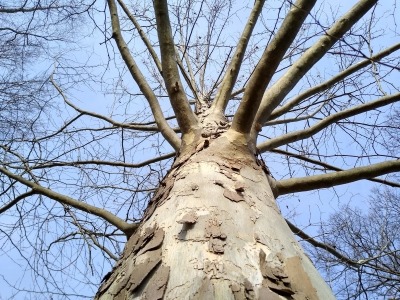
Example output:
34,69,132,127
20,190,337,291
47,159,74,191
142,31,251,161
95,132,334,300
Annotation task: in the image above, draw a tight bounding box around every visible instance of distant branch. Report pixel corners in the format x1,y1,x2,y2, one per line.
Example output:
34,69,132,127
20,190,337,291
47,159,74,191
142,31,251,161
175,47,201,102
0,4,70,13
51,78,164,131
276,160,400,196
288,219,400,277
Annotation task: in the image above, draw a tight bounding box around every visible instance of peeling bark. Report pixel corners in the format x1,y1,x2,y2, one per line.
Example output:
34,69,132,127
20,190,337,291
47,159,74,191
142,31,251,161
95,133,334,299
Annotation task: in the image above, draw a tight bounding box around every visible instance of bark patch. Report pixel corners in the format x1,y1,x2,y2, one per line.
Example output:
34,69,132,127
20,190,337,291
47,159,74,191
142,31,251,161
133,226,156,253
142,265,170,300
259,249,295,298
205,218,227,254
223,188,244,202
285,256,318,300
111,249,162,297
231,282,245,300
244,279,255,299
192,277,215,300
137,228,165,256
128,249,162,293
255,153,271,176
258,287,281,300
208,237,226,253
230,279,255,300
213,179,224,187
234,181,246,192
142,173,176,221
177,211,198,224
204,258,224,278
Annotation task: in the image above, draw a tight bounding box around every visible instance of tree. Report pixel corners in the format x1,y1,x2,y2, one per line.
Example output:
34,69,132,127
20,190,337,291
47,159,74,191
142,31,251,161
0,0,399,299
304,186,400,300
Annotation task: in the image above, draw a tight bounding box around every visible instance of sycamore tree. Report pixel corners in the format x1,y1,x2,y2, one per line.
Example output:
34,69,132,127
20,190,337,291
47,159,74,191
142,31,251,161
0,0,400,299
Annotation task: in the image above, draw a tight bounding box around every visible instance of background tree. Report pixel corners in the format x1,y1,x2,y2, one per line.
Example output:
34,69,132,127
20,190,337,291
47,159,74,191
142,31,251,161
0,0,399,299
302,186,400,300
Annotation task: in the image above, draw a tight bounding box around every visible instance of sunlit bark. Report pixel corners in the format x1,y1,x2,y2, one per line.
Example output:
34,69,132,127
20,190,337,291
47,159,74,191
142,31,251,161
95,134,335,299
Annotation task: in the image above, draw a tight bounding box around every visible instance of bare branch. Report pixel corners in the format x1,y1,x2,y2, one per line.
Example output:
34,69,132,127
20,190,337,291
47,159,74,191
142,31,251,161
230,0,316,136
270,148,400,188
269,43,400,121
275,160,400,196
258,92,400,151
175,48,201,101
255,0,378,126
107,0,181,150
22,152,176,170
0,190,36,214
116,0,162,73
265,101,325,126
88,234,119,261
51,77,165,131
65,208,121,261
0,4,71,13
153,0,198,135
286,219,359,267
211,0,265,115
177,44,200,101
0,166,138,236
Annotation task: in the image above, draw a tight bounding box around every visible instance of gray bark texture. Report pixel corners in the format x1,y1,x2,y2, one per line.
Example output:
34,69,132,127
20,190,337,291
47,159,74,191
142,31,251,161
95,132,334,300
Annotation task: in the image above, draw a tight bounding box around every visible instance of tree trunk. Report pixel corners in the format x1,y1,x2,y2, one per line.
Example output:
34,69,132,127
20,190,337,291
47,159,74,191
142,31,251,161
95,133,335,299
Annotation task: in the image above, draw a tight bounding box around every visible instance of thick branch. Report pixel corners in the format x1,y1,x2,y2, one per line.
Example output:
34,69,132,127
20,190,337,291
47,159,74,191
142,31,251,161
258,92,400,151
270,148,400,188
230,0,316,135
211,0,265,114
269,43,400,120
0,166,138,236
107,0,181,150
153,0,198,135
255,0,378,126
275,160,400,196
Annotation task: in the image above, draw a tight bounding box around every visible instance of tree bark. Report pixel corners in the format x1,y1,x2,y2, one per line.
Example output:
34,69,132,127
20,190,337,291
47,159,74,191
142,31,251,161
95,133,334,299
